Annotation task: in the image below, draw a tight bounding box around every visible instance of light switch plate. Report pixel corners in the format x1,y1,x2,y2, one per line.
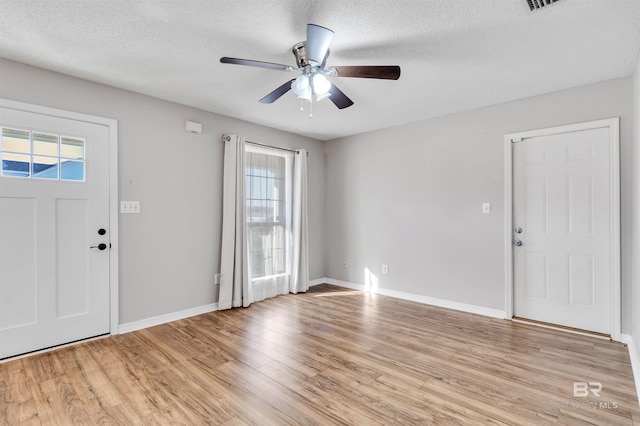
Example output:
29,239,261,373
482,202,491,214
121,201,141,214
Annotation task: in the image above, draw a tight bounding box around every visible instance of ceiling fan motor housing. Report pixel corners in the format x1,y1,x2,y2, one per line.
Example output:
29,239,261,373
293,41,329,69
292,42,309,68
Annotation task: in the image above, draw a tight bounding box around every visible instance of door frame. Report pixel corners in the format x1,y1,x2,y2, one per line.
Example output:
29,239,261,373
503,118,620,341
1,98,120,336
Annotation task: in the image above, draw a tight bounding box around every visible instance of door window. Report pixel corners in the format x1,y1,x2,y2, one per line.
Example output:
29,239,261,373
1,127,85,181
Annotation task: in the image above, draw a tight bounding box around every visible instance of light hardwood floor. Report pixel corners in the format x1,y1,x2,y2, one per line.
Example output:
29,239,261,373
1,284,639,425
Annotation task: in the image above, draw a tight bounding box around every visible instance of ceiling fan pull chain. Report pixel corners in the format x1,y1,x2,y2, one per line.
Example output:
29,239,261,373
309,99,313,118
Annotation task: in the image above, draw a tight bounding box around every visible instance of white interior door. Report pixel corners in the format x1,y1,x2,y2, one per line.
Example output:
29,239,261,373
511,122,618,335
0,106,111,359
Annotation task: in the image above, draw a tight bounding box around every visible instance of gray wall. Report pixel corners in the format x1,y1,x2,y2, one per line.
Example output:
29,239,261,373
324,77,635,332
2,57,637,340
0,59,325,324
632,55,640,357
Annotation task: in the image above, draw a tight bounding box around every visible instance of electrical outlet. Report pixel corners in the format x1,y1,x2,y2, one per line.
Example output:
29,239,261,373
382,264,389,275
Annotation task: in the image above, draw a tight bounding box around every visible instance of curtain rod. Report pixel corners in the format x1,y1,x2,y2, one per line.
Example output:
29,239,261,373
246,140,308,156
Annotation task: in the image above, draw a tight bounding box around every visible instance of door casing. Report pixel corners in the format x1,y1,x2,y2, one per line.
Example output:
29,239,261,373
0,98,120,337
504,118,620,341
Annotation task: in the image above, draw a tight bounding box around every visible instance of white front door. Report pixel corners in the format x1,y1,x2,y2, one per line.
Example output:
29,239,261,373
511,120,618,335
0,106,111,359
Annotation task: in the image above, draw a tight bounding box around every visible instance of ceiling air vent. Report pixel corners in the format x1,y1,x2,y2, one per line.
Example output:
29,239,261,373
526,0,560,11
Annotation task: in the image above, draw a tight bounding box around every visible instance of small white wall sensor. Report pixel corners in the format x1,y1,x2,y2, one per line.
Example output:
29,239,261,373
185,120,203,134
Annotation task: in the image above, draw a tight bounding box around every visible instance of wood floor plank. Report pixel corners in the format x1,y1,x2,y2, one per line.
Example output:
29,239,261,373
97,352,177,419
257,360,388,425
0,378,39,424
422,377,558,425
111,332,180,375
1,283,638,425
22,353,65,384
145,361,238,424
212,359,348,425
32,376,91,425
219,416,251,426
65,363,123,416
141,403,193,426
0,358,27,385
90,402,145,426
178,358,304,426
57,345,102,376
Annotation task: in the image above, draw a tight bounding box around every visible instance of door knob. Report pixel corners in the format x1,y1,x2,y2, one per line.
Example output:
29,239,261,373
98,228,107,235
514,239,523,247
514,227,523,234
90,243,107,250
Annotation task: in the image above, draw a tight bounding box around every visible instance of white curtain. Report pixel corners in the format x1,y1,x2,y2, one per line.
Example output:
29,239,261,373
219,134,252,309
290,149,309,293
251,274,289,303
219,137,309,310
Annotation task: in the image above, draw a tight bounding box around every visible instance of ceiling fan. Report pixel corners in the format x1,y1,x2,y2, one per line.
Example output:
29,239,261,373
220,24,401,111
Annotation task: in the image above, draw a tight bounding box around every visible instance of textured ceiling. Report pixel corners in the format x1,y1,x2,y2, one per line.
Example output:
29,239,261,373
1,0,639,141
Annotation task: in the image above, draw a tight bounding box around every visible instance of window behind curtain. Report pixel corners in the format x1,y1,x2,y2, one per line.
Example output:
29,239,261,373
245,149,290,279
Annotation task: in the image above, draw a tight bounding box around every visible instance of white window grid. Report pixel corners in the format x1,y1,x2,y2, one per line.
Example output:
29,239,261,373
0,127,85,181
245,145,293,280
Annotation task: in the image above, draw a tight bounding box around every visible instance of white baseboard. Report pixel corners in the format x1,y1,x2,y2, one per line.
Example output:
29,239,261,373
322,278,366,291
116,278,343,335
319,277,505,319
620,334,640,408
308,278,327,287
117,303,218,334
116,278,337,334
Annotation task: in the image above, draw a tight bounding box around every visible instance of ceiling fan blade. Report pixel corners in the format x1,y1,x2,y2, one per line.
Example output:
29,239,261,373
220,57,295,72
332,65,401,80
328,83,354,109
259,79,296,104
306,24,334,65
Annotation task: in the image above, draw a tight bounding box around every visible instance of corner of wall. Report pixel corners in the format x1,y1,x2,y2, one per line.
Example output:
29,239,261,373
621,334,640,407
631,51,640,399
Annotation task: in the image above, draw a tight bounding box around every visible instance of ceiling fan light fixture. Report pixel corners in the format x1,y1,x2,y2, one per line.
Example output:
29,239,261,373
315,91,332,102
292,74,309,91
312,73,331,96
292,75,312,100
299,87,312,101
